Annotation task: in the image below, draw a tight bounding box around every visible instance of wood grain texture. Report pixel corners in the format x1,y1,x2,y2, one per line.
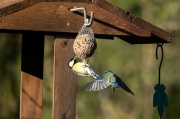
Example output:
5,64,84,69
0,0,92,17
0,2,150,36
0,0,174,43
0,0,23,8
46,0,92,2
53,34,76,119
69,4,150,37
93,0,174,42
20,32,44,119
0,0,45,17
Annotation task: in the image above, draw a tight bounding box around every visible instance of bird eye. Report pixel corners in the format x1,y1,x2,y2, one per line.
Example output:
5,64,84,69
105,70,111,73
83,64,88,68
70,58,74,61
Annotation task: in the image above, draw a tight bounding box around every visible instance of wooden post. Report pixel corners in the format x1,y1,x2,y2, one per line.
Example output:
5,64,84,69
52,34,76,119
20,32,44,119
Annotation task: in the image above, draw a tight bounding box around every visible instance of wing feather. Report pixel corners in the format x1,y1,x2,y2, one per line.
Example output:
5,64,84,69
83,76,109,91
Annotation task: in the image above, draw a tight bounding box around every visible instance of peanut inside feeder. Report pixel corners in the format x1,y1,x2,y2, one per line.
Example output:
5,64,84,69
73,34,97,59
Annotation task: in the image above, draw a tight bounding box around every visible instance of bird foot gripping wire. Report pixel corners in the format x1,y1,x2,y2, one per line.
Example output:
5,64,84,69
153,43,168,119
69,7,97,63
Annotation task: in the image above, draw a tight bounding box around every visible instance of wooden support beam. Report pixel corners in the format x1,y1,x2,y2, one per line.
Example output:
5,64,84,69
53,34,76,119
20,32,44,119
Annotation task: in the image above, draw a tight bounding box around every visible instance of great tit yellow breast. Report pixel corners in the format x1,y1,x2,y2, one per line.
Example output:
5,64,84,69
72,62,87,75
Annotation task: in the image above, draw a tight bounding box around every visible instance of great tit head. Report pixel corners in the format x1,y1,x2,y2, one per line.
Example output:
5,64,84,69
68,58,77,68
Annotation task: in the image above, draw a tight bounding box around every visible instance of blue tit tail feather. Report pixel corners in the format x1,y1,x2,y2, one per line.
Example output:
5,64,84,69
114,74,134,95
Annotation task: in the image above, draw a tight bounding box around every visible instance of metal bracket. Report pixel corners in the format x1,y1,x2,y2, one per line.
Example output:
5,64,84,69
70,7,94,26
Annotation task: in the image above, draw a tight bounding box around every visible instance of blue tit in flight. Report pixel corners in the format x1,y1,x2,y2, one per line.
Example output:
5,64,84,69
103,70,134,95
83,70,134,95
68,57,98,78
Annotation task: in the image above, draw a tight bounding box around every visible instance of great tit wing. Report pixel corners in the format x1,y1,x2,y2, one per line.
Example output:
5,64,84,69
84,64,99,77
114,74,134,95
83,76,109,91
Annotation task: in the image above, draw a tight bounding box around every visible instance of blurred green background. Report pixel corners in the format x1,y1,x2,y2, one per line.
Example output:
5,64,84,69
0,0,179,119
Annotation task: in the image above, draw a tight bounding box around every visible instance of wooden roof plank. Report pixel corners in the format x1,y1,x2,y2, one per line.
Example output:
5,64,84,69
93,0,174,42
0,0,23,8
71,4,150,37
0,2,150,39
0,0,45,17
46,0,92,2
117,35,168,44
0,0,174,44
0,0,93,17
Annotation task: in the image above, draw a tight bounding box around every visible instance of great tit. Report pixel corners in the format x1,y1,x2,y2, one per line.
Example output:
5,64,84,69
68,57,98,78
83,70,134,95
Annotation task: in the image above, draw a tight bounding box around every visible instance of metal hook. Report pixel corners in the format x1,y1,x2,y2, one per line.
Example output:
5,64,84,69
69,7,94,26
156,43,164,85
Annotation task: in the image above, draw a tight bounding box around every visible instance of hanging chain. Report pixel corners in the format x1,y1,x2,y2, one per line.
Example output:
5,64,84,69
156,43,164,85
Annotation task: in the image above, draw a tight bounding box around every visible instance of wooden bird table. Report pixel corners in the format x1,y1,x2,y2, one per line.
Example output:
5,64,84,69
0,0,174,119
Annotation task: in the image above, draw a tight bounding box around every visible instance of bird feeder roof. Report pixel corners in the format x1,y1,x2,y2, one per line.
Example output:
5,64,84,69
0,0,174,44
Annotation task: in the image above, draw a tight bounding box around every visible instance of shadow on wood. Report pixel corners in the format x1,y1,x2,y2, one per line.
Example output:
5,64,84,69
20,32,44,119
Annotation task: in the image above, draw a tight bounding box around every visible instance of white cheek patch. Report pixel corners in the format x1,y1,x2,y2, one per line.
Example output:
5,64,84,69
69,61,74,67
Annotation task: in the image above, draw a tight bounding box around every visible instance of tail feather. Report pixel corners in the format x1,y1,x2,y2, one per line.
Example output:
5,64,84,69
115,75,134,95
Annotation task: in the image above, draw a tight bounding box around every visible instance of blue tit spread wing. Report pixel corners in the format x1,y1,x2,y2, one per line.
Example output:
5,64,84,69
114,74,134,95
83,76,109,91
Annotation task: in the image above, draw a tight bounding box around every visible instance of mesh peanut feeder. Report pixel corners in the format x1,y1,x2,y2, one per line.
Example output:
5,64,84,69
70,7,97,62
